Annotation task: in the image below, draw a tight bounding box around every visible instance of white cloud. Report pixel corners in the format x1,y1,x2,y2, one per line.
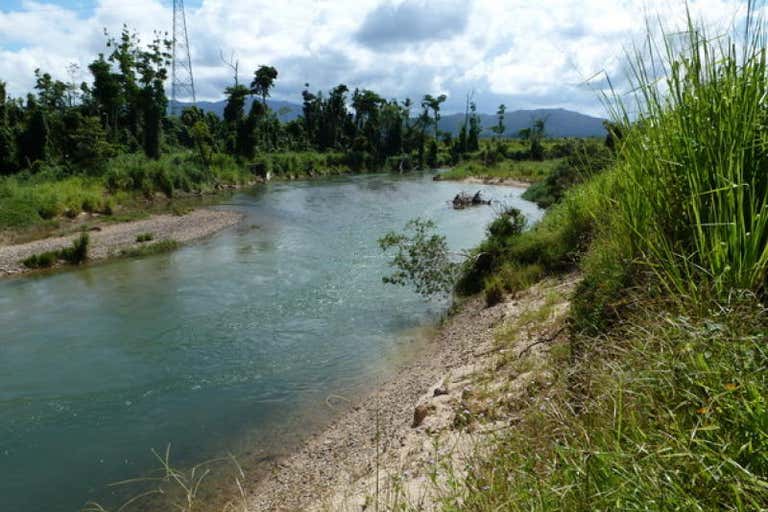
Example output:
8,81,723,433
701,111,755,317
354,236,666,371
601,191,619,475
0,0,749,116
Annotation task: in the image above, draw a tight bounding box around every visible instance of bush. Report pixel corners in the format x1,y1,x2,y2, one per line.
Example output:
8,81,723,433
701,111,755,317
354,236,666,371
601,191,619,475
522,140,614,208
136,233,154,243
378,218,459,298
483,275,504,307
120,239,180,258
59,233,89,264
21,232,89,268
22,251,58,269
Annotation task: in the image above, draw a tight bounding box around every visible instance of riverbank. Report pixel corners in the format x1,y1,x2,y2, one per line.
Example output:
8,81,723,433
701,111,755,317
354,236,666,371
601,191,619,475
457,175,534,188
0,208,243,277
245,273,577,511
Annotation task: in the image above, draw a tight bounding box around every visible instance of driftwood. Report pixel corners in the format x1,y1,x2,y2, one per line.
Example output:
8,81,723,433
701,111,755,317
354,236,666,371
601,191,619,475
452,191,492,209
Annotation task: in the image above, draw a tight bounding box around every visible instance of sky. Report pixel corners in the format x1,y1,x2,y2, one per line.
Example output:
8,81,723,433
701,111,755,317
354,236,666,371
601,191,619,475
0,0,752,116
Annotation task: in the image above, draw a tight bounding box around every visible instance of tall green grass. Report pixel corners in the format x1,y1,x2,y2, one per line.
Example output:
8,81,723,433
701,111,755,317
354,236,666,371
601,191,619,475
606,5,768,298
453,295,768,512
441,158,563,182
0,152,252,233
249,151,348,178
446,5,768,511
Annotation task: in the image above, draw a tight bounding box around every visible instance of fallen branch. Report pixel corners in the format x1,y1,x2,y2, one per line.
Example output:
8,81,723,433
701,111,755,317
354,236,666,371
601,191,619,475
517,325,567,358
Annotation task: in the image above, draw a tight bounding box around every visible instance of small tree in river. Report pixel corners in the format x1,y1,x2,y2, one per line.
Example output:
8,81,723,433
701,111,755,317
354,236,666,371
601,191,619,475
378,218,459,298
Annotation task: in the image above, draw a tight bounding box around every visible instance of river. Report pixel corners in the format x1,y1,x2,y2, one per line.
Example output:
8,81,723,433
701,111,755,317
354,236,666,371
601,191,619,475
0,172,541,511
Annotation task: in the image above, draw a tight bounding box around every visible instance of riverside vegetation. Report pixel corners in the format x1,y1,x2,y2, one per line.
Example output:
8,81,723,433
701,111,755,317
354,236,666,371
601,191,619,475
0,26,551,244
0,24,605,245
5,4,765,512
376,6,768,511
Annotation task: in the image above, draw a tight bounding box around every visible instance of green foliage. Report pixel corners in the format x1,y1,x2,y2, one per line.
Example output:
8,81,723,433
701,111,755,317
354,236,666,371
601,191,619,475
18,103,48,165
22,232,89,268
483,275,504,306
0,174,110,229
456,207,529,295
22,250,58,268
604,12,768,298
378,218,459,298
251,65,278,106
490,104,506,138
249,151,347,178
455,298,768,512
426,140,438,169
441,158,563,183
59,233,89,263
518,118,546,160
450,9,768,512
120,239,179,258
136,232,154,242
522,139,614,208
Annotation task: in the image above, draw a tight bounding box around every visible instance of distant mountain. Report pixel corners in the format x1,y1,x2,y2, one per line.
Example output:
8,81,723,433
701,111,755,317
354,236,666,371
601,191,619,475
172,100,606,138
438,108,607,139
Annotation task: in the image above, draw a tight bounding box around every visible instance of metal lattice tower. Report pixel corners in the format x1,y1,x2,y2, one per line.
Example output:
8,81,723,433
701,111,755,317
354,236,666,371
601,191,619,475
171,0,195,115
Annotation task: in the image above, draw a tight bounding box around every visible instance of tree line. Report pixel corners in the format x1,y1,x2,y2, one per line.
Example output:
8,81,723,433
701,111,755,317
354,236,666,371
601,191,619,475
0,26,518,178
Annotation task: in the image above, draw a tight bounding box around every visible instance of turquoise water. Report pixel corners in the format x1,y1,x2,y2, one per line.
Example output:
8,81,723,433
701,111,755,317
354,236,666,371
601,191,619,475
0,173,541,511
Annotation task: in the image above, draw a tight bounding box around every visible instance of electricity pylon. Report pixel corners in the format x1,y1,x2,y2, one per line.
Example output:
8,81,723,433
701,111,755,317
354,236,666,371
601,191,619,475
171,0,195,115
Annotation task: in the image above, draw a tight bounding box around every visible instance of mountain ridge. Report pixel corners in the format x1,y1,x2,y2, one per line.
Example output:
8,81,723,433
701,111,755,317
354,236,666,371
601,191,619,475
171,99,607,138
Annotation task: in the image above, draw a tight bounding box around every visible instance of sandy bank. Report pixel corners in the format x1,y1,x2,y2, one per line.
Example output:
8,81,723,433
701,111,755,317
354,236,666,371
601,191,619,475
0,209,243,277
459,176,533,188
246,274,577,511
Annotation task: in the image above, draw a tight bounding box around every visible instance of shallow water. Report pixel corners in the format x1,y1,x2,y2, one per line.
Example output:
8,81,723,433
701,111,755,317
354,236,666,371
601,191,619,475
0,172,541,511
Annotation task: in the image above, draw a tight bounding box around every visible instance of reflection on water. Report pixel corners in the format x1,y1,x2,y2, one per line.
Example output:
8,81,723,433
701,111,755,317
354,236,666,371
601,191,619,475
0,172,541,511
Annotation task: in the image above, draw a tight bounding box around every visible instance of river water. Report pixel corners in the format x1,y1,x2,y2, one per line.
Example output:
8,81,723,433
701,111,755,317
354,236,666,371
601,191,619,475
0,172,541,511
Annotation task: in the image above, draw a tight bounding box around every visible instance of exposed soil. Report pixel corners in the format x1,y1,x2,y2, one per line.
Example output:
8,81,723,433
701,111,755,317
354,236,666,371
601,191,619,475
246,274,578,511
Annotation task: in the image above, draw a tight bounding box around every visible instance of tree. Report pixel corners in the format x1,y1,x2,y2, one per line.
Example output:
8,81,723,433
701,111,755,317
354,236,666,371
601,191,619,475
467,101,481,151
378,218,459,298
181,107,215,168
222,84,249,154
34,69,67,111
18,96,48,166
86,56,124,137
491,104,506,138
421,94,447,139
220,50,240,87
135,32,172,159
250,65,278,107
519,117,546,160
0,82,17,174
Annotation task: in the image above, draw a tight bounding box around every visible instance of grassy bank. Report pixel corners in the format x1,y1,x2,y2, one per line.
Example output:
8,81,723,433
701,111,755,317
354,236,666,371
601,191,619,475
0,150,352,242
438,8,768,511
439,157,564,183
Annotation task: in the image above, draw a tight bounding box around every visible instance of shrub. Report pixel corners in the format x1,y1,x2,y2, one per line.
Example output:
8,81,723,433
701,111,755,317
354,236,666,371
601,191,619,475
22,251,58,269
136,233,154,243
120,239,180,258
378,218,459,298
59,233,89,264
483,275,504,307
21,233,89,268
